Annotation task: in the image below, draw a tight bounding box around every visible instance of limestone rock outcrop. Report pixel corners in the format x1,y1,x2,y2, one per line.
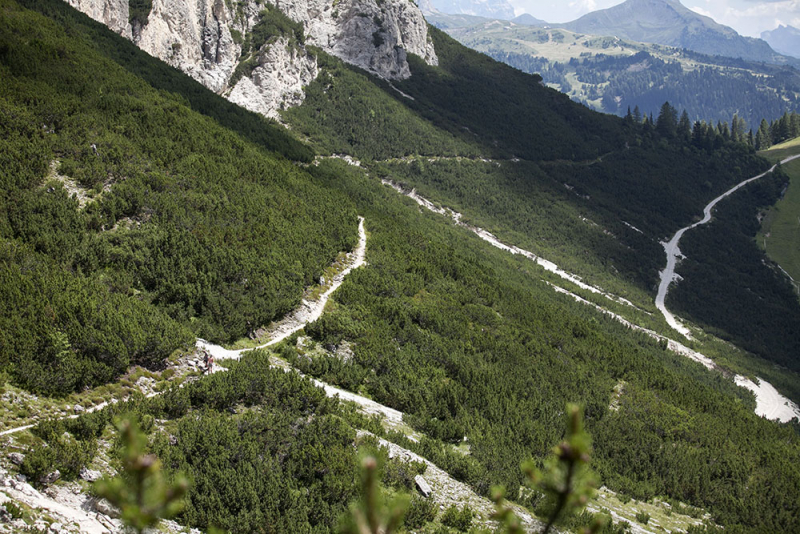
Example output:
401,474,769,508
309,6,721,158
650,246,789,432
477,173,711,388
66,0,131,37
62,0,437,118
228,36,319,120
135,0,238,93
273,0,437,79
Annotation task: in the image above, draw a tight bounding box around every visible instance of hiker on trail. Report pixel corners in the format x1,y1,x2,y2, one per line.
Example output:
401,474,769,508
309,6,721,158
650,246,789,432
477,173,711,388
203,351,213,374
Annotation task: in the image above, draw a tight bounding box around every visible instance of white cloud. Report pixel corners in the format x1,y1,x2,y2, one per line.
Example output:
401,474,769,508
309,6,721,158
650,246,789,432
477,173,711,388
684,0,800,36
687,6,715,19
568,0,598,16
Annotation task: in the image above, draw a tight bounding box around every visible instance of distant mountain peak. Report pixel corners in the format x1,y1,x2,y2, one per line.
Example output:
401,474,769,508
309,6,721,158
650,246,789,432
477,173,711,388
512,13,547,26
424,0,515,20
762,24,800,59
562,0,797,66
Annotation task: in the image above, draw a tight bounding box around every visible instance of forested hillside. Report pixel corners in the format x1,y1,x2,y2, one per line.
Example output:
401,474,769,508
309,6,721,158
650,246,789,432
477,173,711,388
0,0,358,395
437,20,800,127
668,168,800,370
287,27,775,305
288,26,800,378
1,0,800,532
292,160,800,532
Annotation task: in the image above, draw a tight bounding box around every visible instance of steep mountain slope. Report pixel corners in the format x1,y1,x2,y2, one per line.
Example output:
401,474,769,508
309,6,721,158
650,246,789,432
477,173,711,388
2,0,800,531
37,0,800,428
0,0,358,395
283,24,800,378
762,24,800,59
563,0,798,67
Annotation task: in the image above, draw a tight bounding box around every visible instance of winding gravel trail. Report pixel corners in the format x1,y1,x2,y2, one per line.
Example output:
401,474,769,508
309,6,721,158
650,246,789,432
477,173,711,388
197,216,367,360
0,214,527,532
0,218,367,437
655,155,800,339
734,375,800,422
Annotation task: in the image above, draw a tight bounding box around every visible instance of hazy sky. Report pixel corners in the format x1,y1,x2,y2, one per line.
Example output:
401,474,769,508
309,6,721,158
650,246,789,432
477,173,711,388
509,0,800,37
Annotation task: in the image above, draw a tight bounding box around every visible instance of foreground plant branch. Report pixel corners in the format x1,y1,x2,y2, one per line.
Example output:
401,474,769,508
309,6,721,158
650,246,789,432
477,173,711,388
94,417,187,534
493,404,605,534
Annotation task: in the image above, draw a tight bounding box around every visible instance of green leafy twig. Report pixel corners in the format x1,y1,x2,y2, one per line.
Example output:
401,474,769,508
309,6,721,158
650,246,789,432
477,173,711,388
94,416,187,534
492,404,605,534
340,456,409,534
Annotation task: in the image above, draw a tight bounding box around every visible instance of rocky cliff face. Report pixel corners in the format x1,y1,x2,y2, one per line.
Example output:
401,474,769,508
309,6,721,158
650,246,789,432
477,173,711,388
227,36,319,120
64,0,437,118
273,0,437,79
136,0,239,93
66,0,131,37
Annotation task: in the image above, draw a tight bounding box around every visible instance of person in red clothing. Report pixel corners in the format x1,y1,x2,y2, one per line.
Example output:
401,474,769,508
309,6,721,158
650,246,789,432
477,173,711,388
203,351,214,374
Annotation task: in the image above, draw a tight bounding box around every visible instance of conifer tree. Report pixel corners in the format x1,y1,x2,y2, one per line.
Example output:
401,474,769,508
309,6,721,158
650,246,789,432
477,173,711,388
656,102,678,138
678,110,692,142
756,119,771,150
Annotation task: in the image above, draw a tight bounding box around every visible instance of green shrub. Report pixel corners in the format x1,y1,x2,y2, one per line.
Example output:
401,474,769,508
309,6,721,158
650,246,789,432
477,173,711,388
20,446,58,483
440,504,474,532
383,457,426,491
635,511,650,525
404,495,437,529
0,369,9,394
3,501,24,519
25,418,99,482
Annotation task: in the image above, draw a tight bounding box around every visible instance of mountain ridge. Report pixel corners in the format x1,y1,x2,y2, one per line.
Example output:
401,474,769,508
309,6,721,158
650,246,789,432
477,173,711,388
561,0,799,66
762,24,800,59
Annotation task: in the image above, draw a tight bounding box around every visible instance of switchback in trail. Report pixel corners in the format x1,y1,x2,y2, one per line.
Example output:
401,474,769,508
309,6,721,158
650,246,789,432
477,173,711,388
0,218,367,437
655,154,800,339
197,216,367,360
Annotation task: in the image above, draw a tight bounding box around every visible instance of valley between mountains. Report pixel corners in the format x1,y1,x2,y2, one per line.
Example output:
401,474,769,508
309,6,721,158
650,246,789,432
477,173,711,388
2,0,800,532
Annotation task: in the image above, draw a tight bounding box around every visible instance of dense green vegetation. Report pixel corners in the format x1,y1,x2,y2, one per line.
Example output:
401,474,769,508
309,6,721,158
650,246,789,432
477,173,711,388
283,53,480,160
669,166,800,371
368,108,765,302
3,0,800,531
23,353,377,532
757,138,800,284
602,63,800,129
23,155,800,532
0,0,357,395
290,160,800,531
754,111,800,150
393,27,625,162
373,158,663,296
